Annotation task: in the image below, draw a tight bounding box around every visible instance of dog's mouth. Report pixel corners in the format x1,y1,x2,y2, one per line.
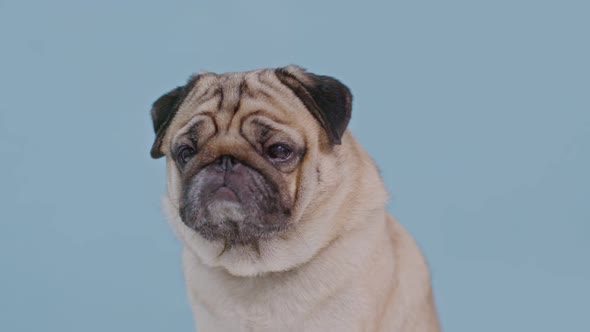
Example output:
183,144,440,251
179,161,292,246
210,186,240,202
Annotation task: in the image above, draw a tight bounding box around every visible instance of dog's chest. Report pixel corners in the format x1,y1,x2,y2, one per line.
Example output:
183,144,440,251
187,269,367,332
192,300,297,332
189,278,308,331
190,291,365,332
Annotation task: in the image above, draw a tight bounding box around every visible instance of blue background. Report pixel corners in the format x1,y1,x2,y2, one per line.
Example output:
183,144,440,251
1,1,588,331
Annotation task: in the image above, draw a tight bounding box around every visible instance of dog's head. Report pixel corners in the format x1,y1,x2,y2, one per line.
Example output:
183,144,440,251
150,66,383,276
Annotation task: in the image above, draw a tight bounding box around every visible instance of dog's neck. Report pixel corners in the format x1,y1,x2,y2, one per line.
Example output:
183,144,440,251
181,206,393,331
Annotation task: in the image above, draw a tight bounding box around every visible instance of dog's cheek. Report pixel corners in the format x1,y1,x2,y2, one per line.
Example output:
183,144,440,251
179,174,208,225
166,159,184,204
273,169,299,212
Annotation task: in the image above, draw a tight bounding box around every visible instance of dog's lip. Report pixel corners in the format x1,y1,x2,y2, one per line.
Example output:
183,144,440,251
211,186,240,202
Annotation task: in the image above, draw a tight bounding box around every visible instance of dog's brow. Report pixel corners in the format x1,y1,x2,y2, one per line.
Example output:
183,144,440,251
251,119,273,131
251,119,274,141
172,114,217,146
186,121,203,141
240,110,289,126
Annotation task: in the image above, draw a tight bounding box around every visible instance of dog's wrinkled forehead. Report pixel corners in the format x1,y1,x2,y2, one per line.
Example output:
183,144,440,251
150,66,352,159
180,72,245,117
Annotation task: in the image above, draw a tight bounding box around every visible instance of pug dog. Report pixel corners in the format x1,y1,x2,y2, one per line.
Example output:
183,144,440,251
149,66,441,332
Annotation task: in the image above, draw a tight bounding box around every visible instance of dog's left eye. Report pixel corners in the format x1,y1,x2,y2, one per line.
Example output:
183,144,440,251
266,144,292,161
177,146,196,165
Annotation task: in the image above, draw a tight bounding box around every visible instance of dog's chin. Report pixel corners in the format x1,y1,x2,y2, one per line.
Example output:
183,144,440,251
167,195,302,277
182,196,290,247
207,200,246,225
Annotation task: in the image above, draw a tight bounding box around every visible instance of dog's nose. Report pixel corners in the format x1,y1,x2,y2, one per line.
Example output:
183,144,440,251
215,155,239,172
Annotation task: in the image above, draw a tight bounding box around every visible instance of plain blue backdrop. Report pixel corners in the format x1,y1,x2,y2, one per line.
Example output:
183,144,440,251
1,0,588,331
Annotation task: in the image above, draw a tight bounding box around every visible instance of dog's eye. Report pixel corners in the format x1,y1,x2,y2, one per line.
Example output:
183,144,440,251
177,146,196,165
266,144,292,160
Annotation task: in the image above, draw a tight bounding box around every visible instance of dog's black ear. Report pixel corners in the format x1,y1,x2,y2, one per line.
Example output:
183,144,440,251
150,86,185,159
275,66,352,145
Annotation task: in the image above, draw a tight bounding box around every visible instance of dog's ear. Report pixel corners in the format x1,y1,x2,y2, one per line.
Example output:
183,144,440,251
275,66,352,145
150,86,184,158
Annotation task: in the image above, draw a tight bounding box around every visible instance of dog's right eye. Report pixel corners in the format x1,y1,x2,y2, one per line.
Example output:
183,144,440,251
177,146,196,165
266,144,292,161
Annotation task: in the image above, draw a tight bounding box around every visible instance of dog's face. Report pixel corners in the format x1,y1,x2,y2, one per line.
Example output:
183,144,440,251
150,66,361,275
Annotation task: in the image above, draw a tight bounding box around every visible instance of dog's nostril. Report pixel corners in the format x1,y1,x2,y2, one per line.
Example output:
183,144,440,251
216,155,238,171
